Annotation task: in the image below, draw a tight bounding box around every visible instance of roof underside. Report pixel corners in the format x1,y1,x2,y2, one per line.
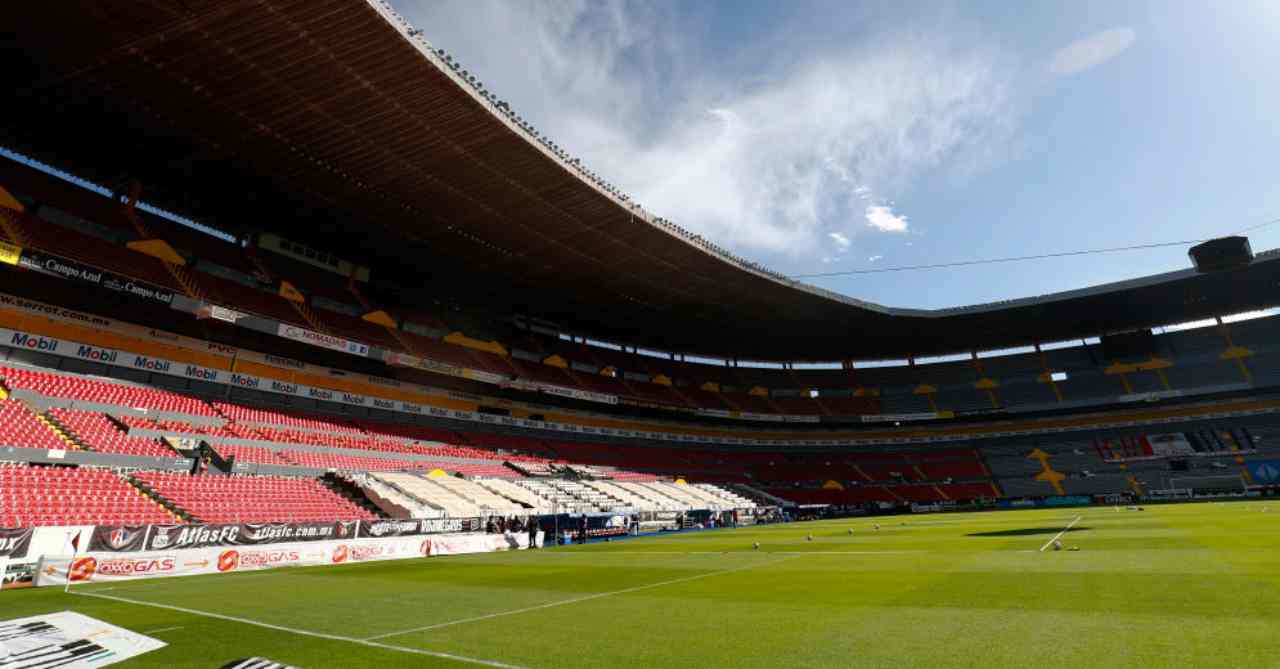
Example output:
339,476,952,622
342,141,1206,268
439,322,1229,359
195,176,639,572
5,0,1279,361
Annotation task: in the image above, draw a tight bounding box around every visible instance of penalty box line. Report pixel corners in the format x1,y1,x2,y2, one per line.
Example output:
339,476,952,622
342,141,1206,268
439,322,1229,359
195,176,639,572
71,590,528,669
366,553,799,641
1039,515,1083,552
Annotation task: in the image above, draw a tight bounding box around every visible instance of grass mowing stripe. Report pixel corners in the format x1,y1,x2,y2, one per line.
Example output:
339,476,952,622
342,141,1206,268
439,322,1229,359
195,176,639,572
72,590,528,669
366,553,798,641
1038,515,1083,552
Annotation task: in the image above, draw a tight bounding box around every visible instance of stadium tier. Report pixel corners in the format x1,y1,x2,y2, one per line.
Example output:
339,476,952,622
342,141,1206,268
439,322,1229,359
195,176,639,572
1,353,1278,531
4,156,1280,424
1,463,176,527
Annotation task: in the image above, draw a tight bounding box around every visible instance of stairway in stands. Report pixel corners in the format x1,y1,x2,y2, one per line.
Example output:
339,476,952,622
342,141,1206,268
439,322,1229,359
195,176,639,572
321,473,388,519
125,474,197,523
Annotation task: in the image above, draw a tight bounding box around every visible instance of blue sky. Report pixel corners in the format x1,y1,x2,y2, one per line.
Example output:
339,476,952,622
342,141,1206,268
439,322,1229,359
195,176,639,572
396,0,1280,309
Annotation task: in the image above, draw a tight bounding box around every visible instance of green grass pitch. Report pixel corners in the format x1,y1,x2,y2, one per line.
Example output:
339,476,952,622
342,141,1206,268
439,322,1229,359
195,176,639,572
7,502,1280,668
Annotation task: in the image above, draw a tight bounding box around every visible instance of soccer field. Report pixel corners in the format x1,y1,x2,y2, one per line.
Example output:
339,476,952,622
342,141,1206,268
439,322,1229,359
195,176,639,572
7,502,1280,668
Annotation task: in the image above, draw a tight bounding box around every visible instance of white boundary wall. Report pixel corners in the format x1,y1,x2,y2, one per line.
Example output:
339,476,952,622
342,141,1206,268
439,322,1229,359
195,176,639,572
34,531,543,587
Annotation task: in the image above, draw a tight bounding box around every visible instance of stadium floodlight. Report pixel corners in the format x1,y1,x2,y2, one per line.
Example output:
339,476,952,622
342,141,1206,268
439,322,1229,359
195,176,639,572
1051,371,1069,382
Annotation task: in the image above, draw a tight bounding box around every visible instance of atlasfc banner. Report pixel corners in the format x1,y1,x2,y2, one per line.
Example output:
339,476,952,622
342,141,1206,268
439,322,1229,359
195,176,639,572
144,520,359,551
35,532,540,587
87,525,149,553
0,527,34,558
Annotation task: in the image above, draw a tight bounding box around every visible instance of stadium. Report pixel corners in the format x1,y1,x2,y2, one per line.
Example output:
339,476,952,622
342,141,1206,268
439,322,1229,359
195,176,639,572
2,2,1279,667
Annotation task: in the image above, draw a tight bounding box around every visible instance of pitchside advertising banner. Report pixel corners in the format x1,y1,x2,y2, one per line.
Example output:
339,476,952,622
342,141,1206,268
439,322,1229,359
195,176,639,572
76,519,485,554
34,532,541,586
359,518,483,538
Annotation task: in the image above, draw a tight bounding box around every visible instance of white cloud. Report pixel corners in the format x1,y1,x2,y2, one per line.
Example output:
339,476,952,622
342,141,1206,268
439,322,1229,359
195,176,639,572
864,205,909,233
400,1,1020,263
828,231,851,250
868,254,883,262
1049,28,1136,76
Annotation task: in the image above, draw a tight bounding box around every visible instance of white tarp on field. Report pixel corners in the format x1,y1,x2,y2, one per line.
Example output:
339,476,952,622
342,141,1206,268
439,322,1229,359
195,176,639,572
0,611,165,667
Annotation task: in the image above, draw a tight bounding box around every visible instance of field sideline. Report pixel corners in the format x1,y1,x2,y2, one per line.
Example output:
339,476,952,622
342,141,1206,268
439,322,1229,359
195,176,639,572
6,502,1279,668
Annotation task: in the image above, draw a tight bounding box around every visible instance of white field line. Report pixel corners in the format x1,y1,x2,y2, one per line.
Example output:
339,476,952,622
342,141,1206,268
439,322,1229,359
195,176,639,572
140,626,185,635
539,550,923,556
72,590,527,669
366,554,798,641
1039,515,1083,552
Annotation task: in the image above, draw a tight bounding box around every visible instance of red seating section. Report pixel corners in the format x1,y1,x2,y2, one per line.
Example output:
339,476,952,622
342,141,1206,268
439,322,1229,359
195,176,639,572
0,400,68,450
48,408,174,457
212,402,363,433
1,367,217,416
2,359,995,508
133,471,377,524
208,444,294,467
0,464,173,527
117,415,260,440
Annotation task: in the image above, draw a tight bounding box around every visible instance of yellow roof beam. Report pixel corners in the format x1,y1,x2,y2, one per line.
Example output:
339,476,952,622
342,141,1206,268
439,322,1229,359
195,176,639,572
361,310,397,328
444,332,509,356
0,185,24,213
127,238,186,265
278,280,306,303
1221,346,1254,360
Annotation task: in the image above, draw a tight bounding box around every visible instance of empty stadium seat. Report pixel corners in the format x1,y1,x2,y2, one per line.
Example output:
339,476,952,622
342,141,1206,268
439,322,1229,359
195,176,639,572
133,471,377,524
47,408,174,457
0,464,174,528
1,366,217,416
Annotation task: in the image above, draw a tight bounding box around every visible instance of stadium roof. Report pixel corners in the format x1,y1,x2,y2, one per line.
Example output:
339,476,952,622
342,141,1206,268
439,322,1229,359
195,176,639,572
6,0,1280,361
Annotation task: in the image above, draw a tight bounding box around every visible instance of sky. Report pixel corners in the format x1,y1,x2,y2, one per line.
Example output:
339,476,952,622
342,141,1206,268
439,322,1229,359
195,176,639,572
394,0,1280,309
